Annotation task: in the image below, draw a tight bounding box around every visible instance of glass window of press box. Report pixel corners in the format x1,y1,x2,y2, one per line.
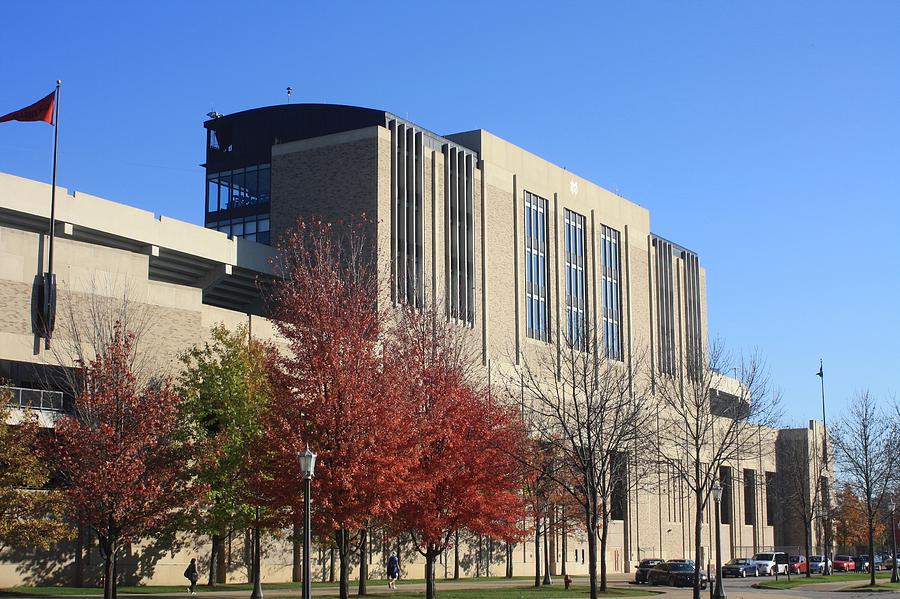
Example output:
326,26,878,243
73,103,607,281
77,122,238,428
205,164,271,244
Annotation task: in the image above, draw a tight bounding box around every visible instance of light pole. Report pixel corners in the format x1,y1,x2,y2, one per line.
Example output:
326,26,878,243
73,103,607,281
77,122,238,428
712,481,726,599
890,500,898,584
298,446,317,599
250,505,263,599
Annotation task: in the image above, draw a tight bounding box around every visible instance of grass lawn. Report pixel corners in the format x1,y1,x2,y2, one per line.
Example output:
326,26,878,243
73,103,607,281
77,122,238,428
0,582,655,598
0,577,523,595
757,571,892,589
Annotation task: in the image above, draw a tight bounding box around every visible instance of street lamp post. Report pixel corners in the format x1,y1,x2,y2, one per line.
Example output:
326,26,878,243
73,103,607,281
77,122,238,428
890,500,898,584
298,447,317,599
250,505,263,599
712,482,726,599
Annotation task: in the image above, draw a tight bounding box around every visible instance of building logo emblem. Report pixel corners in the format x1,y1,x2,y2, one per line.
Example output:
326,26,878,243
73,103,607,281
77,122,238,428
570,179,579,196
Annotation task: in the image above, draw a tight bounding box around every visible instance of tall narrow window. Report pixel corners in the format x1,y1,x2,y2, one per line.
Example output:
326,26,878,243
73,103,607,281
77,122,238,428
610,451,628,521
601,225,623,360
391,121,424,306
564,209,587,349
744,469,757,525
720,466,733,524
444,144,475,323
524,191,550,341
653,236,676,375
682,250,703,381
765,471,777,526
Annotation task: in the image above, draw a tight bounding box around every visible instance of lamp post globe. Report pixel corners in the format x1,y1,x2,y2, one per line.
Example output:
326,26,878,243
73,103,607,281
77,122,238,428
712,481,726,599
298,446,317,599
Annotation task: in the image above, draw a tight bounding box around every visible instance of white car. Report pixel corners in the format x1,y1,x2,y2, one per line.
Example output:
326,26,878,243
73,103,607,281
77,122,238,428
750,552,788,576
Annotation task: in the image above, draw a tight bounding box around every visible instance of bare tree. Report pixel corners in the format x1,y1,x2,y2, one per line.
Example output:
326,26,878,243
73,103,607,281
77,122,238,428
832,391,898,587
655,342,781,599
774,430,827,577
509,321,655,599
50,274,157,392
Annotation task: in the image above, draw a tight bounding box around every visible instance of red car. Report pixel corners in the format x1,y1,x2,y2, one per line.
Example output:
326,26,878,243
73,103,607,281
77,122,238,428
833,555,855,572
789,555,807,574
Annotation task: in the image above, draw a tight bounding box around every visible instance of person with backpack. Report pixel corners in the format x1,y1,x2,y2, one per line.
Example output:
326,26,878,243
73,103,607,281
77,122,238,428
184,558,199,595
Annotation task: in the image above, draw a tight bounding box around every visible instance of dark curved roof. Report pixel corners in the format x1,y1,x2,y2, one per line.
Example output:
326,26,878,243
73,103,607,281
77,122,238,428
204,104,390,171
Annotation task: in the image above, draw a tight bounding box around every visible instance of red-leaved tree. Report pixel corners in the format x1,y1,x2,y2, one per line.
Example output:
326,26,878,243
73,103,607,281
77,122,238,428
261,220,417,599
48,325,204,599
386,309,528,599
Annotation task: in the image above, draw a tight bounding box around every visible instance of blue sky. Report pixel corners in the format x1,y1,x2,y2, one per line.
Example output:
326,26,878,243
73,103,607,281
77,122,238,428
1,1,897,424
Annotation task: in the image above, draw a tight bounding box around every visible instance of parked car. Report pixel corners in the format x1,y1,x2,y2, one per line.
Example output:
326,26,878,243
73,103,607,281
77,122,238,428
789,555,808,574
855,555,871,573
872,554,885,570
808,555,832,573
667,559,696,566
750,552,789,576
635,559,665,583
647,561,708,588
883,555,896,570
722,558,759,578
833,555,855,572
853,554,883,572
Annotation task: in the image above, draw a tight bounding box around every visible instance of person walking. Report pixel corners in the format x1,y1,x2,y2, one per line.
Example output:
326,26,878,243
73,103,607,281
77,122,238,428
184,558,199,595
387,553,400,590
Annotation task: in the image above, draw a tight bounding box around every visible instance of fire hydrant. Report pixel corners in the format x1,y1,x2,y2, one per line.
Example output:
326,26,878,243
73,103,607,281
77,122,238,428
564,574,573,590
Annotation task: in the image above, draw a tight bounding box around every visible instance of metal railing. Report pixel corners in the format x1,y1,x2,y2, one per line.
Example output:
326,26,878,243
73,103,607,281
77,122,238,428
3,385,66,412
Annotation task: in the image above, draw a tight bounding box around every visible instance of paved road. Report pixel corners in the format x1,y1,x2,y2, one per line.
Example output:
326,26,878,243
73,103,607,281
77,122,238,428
635,572,899,599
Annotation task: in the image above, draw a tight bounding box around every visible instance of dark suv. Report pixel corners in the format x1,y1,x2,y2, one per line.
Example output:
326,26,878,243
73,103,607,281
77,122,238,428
635,559,665,583
648,561,709,588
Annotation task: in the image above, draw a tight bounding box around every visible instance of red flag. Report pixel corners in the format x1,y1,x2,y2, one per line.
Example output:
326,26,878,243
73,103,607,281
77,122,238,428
0,91,55,125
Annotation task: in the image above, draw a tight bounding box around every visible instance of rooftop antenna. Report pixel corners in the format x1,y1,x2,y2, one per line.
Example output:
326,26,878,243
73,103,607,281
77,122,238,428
286,86,292,104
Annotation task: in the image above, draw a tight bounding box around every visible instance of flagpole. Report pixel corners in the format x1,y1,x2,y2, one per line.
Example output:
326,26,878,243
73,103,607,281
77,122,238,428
48,80,60,279
44,80,61,349
818,359,831,575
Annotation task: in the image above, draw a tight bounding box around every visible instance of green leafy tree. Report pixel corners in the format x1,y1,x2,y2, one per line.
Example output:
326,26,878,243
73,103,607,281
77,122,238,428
0,398,70,551
178,323,272,586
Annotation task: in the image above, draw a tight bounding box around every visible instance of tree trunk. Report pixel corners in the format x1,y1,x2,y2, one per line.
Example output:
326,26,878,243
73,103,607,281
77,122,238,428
506,542,513,578
549,507,557,576
693,498,704,599
869,518,876,586
534,515,542,587
100,537,116,599
544,515,552,585
561,514,568,577
74,524,84,587
358,527,368,596
425,547,438,599
208,534,221,586
292,521,302,582
103,550,114,599
804,522,812,578
453,531,460,579
600,513,610,592
586,510,599,599
476,535,481,578
217,535,227,584
329,545,335,583
488,537,493,578
335,529,351,599
112,555,118,599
